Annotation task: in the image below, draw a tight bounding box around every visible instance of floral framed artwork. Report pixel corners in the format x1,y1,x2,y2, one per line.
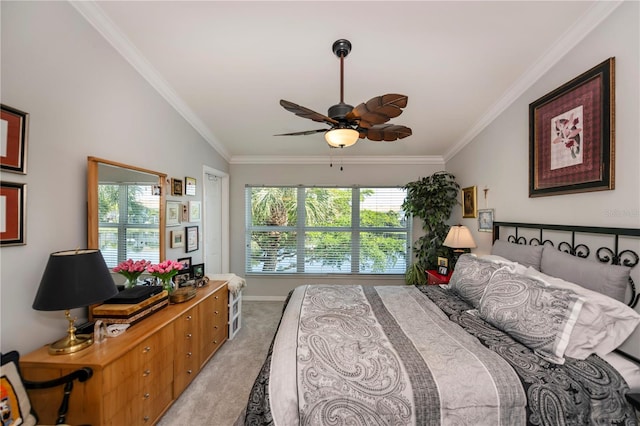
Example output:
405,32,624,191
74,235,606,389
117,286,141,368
185,177,196,196
177,256,192,275
1,104,29,174
462,186,477,218
166,201,181,226
170,229,185,248
478,209,494,232
0,182,26,246
171,178,183,196
185,225,199,253
188,201,201,222
529,58,615,197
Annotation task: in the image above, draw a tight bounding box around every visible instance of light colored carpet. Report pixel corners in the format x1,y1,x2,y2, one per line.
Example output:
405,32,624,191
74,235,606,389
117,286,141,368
157,300,283,426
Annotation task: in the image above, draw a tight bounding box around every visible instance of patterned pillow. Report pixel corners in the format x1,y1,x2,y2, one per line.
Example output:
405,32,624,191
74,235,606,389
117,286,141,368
449,254,500,307
0,351,37,426
478,268,585,364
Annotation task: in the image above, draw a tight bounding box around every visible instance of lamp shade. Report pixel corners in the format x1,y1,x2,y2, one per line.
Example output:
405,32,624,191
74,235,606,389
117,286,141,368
33,249,118,311
325,128,359,148
443,225,477,249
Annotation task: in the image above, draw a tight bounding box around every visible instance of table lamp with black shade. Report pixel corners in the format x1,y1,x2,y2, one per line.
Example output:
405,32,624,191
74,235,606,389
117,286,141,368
443,224,477,268
33,249,118,355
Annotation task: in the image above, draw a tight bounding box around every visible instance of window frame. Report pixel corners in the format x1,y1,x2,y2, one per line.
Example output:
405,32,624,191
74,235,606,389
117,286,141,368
245,185,411,276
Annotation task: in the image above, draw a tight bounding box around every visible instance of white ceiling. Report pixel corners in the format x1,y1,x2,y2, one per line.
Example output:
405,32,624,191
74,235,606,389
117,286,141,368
73,1,619,163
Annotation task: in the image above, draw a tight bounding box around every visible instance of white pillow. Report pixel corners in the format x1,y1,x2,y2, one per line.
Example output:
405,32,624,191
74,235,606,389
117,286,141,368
525,267,640,359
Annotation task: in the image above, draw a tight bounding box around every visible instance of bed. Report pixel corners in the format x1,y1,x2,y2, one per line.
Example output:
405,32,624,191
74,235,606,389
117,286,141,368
240,222,640,425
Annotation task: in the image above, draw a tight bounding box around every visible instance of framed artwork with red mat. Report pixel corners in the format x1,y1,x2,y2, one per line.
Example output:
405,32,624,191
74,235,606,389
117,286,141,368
529,57,615,197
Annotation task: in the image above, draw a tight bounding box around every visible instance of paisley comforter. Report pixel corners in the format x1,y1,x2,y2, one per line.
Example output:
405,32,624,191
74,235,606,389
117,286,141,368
242,285,637,425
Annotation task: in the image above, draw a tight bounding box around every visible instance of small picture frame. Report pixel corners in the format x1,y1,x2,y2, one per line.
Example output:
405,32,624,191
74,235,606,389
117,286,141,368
185,177,196,196
192,263,204,279
478,209,494,233
177,256,192,275
171,178,183,196
188,201,201,222
152,185,161,196
462,186,477,218
181,203,189,222
166,201,181,226
185,226,199,253
174,271,190,287
0,182,26,246
437,265,449,276
1,104,29,174
170,229,185,248
437,257,448,268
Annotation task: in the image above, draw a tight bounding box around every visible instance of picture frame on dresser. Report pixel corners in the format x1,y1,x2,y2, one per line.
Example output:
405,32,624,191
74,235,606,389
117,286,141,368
1,104,29,174
529,57,615,197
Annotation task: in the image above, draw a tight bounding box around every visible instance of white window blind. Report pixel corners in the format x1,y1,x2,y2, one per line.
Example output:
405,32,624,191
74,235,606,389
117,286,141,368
245,186,410,275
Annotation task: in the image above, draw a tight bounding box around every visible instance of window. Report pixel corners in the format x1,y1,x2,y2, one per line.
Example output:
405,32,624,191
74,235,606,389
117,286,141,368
245,186,410,275
98,183,160,268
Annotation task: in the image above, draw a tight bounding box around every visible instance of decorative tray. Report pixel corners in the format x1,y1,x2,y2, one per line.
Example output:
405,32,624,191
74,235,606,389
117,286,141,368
169,286,197,304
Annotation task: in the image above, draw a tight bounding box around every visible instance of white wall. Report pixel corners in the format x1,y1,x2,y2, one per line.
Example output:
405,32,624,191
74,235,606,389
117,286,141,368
0,2,228,354
229,162,445,299
445,1,639,356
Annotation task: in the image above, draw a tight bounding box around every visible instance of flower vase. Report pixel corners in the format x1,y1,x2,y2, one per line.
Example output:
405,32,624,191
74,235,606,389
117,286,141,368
161,278,174,294
125,277,138,289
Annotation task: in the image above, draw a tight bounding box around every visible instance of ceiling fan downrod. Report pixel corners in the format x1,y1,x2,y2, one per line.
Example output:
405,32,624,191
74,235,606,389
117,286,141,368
328,39,354,120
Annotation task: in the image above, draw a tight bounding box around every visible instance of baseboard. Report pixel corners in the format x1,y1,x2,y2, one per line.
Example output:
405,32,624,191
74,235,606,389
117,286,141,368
242,295,287,302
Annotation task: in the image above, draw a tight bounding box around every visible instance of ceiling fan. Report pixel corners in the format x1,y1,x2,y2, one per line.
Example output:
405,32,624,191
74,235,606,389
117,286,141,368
276,39,412,148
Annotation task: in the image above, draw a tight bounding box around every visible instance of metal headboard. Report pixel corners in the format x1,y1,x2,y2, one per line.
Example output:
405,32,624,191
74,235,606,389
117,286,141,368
492,221,640,309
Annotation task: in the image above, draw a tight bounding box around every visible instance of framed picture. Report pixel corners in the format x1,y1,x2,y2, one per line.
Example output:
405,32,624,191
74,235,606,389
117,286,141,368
181,203,188,222
529,57,615,197
437,257,448,268
171,178,183,196
166,201,181,226
170,229,185,248
1,104,29,174
185,226,199,253
478,209,494,232
177,256,192,275
192,263,205,279
462,186,477,218
185,177,196,196
0,182,26,246
437,265,449,276
188,201,201,222
174,271,190,287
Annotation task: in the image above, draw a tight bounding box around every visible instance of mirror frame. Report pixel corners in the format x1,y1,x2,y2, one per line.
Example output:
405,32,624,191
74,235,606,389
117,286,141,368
87,156,167,262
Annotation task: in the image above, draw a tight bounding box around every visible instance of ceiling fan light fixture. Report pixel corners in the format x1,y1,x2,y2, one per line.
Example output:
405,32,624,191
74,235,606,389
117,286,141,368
325,128,359,148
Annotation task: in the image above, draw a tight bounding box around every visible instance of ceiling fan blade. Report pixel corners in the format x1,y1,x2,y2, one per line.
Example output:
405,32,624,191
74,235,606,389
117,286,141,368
346,94,408,128
274,129,328,136
280,100,338,125
359,124,412,142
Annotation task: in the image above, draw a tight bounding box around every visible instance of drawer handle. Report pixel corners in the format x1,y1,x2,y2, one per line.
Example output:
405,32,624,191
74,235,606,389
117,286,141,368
144,416,150,422
143,369,151,377
215,296,219,300
144,393,150,399
143,346,151,353
213,340,218,344
214,311,219,315
187,352,192,357
186,315,192,320
214,325,219,330
186,333,192,339
187,369,192,375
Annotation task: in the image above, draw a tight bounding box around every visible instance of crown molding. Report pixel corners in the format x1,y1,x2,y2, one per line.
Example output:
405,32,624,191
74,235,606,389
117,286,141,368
69,1,231,162
443,0,623,162
230,155,444,165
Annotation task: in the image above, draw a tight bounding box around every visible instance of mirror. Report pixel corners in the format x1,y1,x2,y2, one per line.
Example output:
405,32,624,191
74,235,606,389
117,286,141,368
87,157,166,268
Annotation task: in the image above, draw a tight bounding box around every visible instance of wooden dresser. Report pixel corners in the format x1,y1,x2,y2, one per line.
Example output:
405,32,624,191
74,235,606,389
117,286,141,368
20,281,229,426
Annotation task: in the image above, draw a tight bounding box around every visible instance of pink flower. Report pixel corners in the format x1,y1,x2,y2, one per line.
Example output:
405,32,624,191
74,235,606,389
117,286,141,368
147,260,184,282
113,259,151,281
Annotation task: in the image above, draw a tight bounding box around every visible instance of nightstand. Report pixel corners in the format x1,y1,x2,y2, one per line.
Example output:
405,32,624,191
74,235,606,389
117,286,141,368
426,269,453,285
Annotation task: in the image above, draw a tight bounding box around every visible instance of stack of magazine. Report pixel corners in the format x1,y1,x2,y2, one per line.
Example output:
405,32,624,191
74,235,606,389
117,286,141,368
92,286,168,326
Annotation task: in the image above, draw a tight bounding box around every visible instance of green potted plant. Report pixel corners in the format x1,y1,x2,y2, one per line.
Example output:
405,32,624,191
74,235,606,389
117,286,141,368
402,171,460,285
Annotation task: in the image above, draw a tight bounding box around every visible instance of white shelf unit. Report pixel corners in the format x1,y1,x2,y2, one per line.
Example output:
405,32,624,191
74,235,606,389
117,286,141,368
228,289,242,340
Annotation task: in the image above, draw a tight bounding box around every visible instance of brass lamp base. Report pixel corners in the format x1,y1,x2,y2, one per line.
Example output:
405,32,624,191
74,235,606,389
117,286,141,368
48,310,94,355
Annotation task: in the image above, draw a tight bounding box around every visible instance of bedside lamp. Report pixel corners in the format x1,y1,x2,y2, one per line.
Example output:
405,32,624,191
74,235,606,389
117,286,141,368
33,249,118,355
443,225,477,266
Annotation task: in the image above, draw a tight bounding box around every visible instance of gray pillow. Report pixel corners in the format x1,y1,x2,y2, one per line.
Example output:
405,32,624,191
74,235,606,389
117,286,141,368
478,268,584,364
449,254,499,307
540,246,631,303
491,240,543,270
